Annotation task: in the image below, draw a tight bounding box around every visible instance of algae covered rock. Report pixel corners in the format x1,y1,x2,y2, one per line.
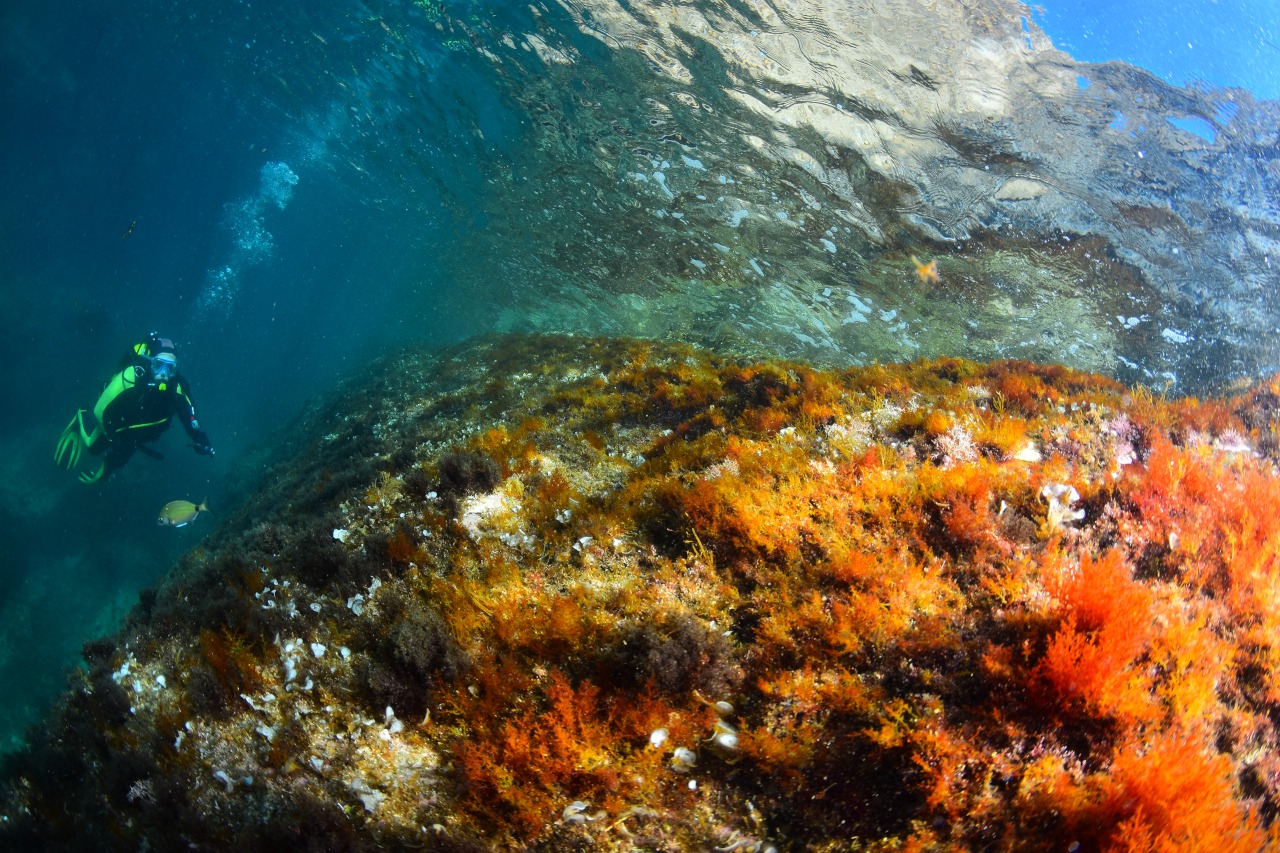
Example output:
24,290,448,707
2,334,1278,851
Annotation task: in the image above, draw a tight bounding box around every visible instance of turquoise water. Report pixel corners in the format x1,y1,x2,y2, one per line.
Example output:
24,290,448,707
1,0,1277,754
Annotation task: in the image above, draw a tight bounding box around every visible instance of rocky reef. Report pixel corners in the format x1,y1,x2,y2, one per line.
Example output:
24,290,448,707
393,0,1280,387
3,334,1279,850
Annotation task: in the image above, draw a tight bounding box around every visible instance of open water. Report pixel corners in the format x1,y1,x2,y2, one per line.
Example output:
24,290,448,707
0,0,1276,754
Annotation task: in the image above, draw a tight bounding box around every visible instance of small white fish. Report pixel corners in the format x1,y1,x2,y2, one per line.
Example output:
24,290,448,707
158,498,209,527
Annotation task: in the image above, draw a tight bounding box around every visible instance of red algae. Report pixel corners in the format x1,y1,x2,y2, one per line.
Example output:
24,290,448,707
2,335,1278,852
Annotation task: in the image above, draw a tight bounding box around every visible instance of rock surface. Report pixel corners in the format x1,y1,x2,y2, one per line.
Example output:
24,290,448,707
400,0,1280,387
3,334,1277,850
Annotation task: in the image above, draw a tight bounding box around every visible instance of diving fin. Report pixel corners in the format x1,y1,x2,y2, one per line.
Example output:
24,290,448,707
54,411,88,469
55,410,104,481
78,463,105,484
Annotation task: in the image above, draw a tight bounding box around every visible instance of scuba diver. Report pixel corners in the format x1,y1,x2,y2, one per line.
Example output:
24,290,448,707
54,333,215,484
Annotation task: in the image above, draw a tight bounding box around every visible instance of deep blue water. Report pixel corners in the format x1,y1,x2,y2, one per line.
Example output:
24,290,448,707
0,0,1276,753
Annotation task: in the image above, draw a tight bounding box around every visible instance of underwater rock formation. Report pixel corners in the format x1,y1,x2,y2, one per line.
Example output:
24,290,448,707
367,0,1280,387
2,334,1278,850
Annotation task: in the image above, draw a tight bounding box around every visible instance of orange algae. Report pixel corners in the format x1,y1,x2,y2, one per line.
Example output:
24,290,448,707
424,341,1277,850
5,335,1279,852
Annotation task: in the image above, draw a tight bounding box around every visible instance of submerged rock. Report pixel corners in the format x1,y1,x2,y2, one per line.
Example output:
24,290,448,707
2,334,1278,850
377,0,1280,388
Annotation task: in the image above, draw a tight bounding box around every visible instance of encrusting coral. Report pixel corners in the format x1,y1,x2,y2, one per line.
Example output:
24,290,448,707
2,334,1278,851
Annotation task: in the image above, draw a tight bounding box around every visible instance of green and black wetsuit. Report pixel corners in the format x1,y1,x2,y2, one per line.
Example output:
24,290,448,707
88,360,210,479
56,336,214,482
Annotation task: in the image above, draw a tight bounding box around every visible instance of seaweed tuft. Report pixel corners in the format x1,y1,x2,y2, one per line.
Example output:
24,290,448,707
437,450,502,500
603,612,742,698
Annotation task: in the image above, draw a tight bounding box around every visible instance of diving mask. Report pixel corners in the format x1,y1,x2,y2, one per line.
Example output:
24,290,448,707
151,353,178,381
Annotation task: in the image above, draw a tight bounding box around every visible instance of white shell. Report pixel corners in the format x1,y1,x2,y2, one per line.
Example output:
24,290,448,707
712,731,739,751
671,746,698,772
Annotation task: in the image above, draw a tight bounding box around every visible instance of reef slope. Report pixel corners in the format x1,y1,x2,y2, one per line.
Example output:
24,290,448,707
2,334,1278,850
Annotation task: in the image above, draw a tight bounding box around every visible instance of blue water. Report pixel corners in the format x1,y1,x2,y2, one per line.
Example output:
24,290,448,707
0,0,1275,753
1034,0,1280,100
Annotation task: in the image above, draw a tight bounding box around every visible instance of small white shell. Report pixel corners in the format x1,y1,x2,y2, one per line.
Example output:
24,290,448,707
562,800,590,821
1012,442,1042,463
671,746,698,773
649,728,669,748
711,731,739,751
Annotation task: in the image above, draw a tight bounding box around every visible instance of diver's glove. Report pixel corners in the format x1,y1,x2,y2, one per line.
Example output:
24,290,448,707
192,430,215,457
